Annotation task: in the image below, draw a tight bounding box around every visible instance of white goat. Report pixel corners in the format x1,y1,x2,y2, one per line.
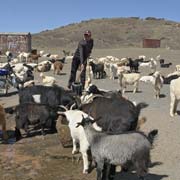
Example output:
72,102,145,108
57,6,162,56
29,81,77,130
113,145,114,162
17,52,30,63
49,54,59,59
152,71,164,99
39,73,56,86
12,63,28,73
58,109,102,174
175,65,180,72
138,55,146,61
117,71,141,94
140,72,163,99
149,58,157,74
139,75,154,83
84,64,93,90
109,63,118,80
156,55,161,61
170,77,180,117
139,58,157,74
39,50,45,56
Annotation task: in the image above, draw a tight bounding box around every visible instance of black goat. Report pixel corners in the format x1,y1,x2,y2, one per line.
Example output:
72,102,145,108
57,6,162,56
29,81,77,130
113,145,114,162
160,62,172,68
159,59,172,68
159,59,165,65
127,58,140,73
89,61,105,79
162,74,179,84
15,103,58,140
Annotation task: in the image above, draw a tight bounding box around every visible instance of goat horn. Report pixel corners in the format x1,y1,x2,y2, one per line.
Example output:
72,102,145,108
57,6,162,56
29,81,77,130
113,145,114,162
70,103,76,110
58,105,68,111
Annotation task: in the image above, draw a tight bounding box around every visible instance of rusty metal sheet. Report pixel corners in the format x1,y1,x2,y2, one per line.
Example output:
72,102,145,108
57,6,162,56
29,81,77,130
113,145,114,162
143,39,161,48
0,33,31,55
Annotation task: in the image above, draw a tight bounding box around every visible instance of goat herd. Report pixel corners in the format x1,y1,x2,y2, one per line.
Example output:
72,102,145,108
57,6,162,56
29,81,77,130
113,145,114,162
0,50,180,180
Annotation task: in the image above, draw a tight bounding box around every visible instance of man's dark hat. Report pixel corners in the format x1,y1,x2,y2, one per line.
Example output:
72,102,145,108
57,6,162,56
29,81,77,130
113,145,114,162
84,30,91,36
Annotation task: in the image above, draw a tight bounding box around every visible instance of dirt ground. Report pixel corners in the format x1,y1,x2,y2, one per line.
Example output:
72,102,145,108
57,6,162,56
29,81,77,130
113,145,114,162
0,48,180,180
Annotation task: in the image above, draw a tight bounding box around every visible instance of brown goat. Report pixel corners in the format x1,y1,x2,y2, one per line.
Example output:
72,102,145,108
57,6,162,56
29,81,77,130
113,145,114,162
53,61,63,75
29,54,41,63
0,104,8,140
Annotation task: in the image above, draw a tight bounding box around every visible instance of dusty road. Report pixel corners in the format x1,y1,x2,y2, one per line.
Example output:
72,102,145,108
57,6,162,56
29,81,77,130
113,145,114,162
0,48,180,180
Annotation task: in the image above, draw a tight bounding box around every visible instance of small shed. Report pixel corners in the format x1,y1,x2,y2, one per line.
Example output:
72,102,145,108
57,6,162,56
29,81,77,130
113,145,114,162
0,32,31,55
143,38,161,48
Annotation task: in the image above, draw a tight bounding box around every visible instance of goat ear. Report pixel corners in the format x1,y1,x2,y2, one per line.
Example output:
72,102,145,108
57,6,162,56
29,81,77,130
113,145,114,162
94,116,102,122
88,109,92,117
76,122,81,128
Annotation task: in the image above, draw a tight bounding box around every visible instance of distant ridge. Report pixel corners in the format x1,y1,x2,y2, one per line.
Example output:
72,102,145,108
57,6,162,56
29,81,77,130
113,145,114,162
32,17,180,51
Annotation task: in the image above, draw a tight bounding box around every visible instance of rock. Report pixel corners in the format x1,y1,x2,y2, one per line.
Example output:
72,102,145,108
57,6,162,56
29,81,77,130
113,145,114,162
56,116,72,148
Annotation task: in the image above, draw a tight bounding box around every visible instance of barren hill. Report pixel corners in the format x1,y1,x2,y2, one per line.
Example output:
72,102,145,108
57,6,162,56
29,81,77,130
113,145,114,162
32,17,180,51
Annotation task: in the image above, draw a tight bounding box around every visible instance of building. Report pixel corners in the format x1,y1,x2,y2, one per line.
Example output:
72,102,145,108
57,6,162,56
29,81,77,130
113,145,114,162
0,32,31,55
143,38,161,48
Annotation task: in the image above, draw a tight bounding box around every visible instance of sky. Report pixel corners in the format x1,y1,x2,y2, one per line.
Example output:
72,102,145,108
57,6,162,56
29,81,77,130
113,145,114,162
1,0,180,34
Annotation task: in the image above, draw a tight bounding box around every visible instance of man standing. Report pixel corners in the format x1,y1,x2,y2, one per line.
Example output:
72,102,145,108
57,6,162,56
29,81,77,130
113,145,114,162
67,30,93,90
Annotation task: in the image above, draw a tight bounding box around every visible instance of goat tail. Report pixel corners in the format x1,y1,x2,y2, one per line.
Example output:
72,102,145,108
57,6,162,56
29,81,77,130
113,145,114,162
135,102,148,116
148,129,158,145
136,102,148,110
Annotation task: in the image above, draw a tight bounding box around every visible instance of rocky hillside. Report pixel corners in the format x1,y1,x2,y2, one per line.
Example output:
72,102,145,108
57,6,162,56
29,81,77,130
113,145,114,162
32,17,180,51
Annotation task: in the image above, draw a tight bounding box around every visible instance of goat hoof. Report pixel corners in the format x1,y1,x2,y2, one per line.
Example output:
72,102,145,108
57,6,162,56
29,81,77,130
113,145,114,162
83,169,89,174
72,150,79,154
139,176,145,180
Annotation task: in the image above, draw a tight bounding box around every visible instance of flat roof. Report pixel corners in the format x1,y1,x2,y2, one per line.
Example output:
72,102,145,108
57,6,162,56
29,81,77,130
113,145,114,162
0,32,31,35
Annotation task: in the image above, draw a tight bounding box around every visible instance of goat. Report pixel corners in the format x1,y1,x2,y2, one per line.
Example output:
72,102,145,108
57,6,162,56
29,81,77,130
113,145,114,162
109,63,118,80
89,61,105,79
139,75,154,83
175,65,180,72
53,61,64,75
58,108,101,174
139,58,157,74
39,73,56,86
127,58,140,73
162,74,179,84
140,72,164,99
81,84,122,104
49,54,59,59
37,61,52,72
170,77,180,117
17,52,30,63
152,71,164,99
84,63,93,90
15,103,58,140
29,54,41,63
77,116,158,180
138,55,146,61
160,60,172,68
117,71,140,94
